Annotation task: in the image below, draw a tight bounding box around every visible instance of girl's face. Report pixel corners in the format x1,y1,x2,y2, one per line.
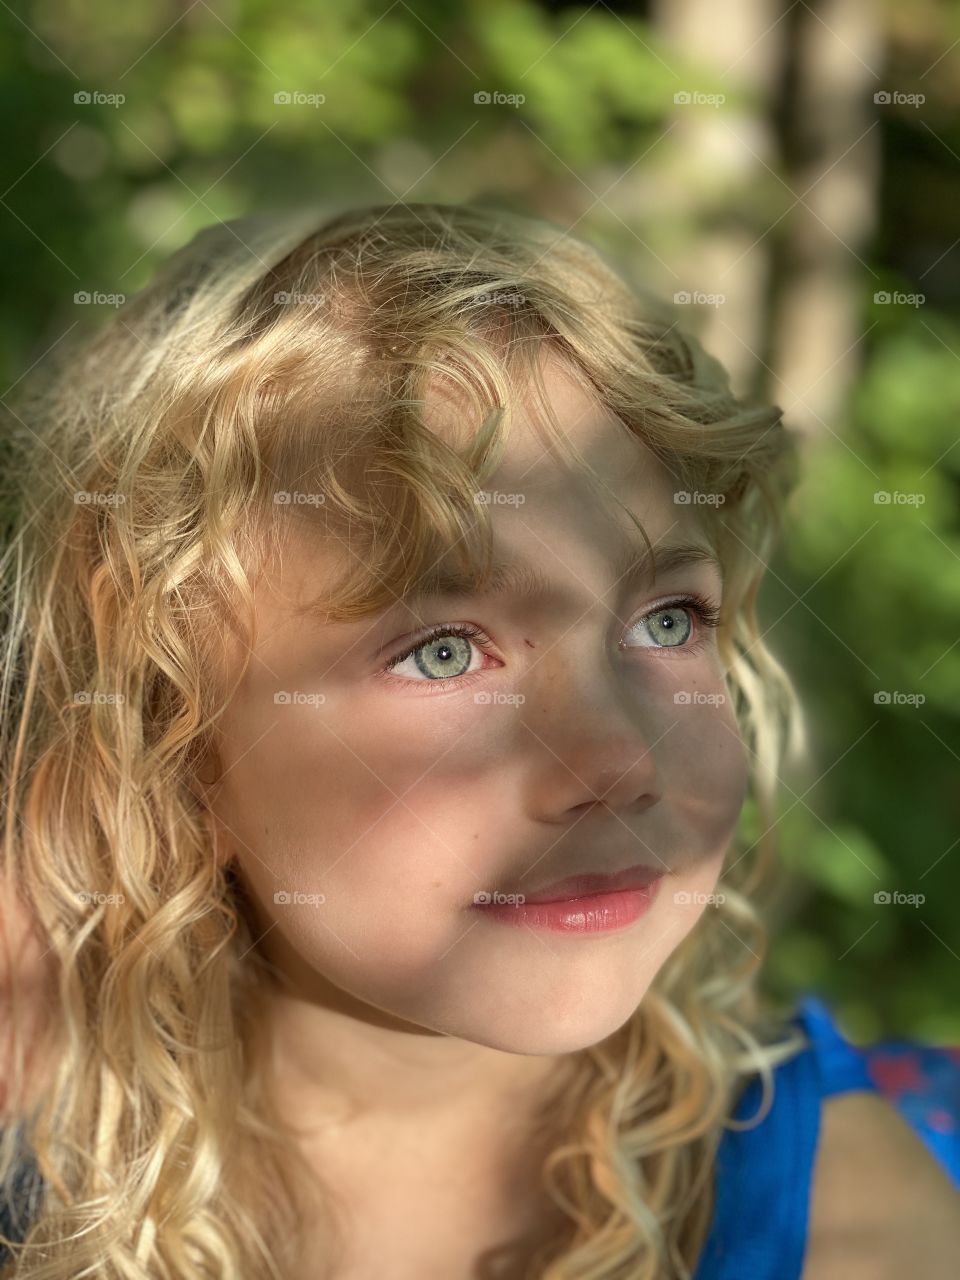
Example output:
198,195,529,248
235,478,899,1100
206,357,749,1056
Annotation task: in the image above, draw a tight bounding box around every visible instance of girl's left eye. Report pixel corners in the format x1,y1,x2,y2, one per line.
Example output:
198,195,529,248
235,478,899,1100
377,593,722,689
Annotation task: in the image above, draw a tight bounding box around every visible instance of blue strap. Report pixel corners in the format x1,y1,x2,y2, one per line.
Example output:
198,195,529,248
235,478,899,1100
693,1033,816,1278
693,995,879,1280
796,995,879,1096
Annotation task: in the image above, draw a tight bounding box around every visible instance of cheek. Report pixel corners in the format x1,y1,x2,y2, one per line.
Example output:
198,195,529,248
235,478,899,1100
664,696,749,857
212,698,502,942
252,696,504,877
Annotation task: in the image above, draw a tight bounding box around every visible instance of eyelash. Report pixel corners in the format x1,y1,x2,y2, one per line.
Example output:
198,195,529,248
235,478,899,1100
378,591,723,689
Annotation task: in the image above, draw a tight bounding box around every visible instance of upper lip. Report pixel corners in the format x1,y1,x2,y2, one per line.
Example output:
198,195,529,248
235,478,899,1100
501,862,666,905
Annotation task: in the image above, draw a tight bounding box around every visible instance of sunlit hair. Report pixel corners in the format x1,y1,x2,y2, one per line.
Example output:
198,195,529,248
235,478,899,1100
0,200,811,1278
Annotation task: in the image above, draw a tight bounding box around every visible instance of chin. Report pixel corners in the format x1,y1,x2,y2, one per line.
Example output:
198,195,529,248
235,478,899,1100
441,985,651,1057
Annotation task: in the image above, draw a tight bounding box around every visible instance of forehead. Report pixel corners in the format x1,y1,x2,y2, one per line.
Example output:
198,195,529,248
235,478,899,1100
253,350,711,626
420,351,704,550
423,350,671,494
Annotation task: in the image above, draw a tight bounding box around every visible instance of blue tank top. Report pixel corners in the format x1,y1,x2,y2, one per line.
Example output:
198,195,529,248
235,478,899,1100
1,994,958,1271
693,993,960,1279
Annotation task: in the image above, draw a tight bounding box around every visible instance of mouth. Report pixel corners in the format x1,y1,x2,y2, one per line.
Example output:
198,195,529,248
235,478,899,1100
470,862,667,935
511,862,666,905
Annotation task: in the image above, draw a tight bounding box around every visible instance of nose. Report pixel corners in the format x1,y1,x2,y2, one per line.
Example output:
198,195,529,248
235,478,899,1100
521,661,664,821
566,749,661,816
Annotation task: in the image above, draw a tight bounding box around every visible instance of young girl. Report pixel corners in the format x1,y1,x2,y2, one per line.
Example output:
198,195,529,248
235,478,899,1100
0,201,957,1280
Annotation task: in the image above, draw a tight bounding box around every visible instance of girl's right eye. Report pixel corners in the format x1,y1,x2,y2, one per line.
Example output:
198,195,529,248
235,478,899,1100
379,622,495,686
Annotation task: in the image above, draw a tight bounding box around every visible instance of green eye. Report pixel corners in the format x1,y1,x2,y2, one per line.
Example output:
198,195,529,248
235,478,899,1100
383,623,488,683
634,606,694,648
404,633,473,679
622,595,722,651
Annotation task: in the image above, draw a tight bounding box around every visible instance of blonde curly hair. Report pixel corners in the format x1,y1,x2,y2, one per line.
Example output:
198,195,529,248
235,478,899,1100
0,200,810,1279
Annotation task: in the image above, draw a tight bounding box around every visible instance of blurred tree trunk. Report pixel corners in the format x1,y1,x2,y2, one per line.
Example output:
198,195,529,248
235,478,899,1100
650,0,881,438
768,0,882,438
650,0,784,402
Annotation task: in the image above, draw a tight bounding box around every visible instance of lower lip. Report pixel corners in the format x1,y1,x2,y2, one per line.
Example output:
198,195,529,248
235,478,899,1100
473,877,663,934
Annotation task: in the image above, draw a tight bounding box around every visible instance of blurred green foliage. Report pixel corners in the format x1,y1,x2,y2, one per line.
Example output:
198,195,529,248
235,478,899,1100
1,1,958,1041
761,315,960,1041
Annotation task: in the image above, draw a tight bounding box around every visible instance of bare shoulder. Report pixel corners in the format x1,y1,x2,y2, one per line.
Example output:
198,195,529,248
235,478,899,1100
802,1089,960,1280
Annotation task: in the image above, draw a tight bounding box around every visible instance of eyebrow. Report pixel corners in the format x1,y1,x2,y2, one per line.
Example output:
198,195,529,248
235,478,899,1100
404,539,723,605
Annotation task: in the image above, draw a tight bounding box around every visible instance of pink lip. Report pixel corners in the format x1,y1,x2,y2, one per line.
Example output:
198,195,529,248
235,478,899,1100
471,862,666,935
516,862,665,904
474,881,663,934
